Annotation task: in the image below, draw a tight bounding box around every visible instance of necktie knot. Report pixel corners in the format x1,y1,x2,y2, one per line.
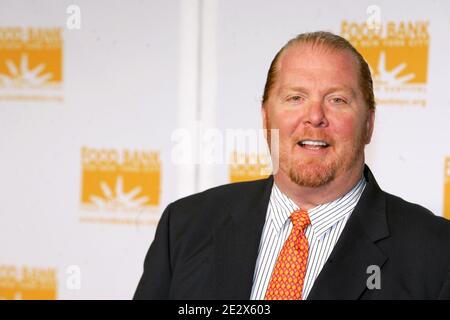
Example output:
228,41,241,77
290,209,310,231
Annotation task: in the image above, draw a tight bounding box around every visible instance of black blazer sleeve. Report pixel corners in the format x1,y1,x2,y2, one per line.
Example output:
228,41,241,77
134,204,172,299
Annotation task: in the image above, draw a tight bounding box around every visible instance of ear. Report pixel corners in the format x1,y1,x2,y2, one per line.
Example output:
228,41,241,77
261,105,268,131
365,109,375,144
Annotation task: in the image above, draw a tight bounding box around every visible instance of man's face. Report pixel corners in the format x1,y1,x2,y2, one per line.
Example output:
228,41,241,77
262,44,375,188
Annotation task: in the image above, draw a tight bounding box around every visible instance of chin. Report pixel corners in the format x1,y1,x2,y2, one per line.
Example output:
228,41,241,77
288,160,337,188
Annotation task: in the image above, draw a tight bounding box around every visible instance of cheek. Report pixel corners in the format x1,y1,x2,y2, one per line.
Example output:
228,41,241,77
269,110,299,139
330,114,363,144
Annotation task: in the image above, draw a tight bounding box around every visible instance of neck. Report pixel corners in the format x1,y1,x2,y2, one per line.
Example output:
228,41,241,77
273,162,365,210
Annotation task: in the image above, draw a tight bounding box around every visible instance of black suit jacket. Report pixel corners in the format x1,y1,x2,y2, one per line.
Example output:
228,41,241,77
134,166,450,299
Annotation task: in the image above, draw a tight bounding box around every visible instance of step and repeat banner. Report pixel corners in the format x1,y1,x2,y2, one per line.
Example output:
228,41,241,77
0,0,449,299
0,0,181,299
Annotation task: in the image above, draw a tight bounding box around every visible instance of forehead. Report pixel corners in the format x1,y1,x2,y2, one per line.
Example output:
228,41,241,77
276,44,360,90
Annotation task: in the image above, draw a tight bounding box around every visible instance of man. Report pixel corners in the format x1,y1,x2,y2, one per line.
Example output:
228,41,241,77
134,31,450,299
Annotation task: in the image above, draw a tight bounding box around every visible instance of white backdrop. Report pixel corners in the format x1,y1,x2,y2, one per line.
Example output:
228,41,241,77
0,0,449,299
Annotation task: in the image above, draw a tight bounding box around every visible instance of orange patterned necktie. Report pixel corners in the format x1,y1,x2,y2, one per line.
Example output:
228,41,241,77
265,209,311,300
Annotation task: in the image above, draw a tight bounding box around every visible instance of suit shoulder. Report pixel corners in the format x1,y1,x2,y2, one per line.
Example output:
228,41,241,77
164,178,271,242
170,178,270,211
384,192,450,239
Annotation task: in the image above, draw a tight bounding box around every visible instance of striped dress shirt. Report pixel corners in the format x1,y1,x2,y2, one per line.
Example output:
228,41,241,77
250,176,367,300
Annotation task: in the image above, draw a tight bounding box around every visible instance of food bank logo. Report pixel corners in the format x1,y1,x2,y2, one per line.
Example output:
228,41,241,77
0,27,63,102
0,265,57,300
341,20,429,107
229,151,271,183
444,158,450,220
80,147,161,225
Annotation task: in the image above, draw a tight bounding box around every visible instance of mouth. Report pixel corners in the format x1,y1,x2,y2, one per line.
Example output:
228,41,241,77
297,139,330,151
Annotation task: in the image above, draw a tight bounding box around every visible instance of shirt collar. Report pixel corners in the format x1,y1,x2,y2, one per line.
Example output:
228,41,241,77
268,176,367,239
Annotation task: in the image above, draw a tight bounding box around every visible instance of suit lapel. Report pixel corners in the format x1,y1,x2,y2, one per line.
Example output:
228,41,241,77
306,214,388,299
307,166,390,299
212,176,273,299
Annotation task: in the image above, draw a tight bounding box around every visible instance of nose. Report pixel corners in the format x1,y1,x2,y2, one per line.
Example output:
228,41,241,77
303,100,328,128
